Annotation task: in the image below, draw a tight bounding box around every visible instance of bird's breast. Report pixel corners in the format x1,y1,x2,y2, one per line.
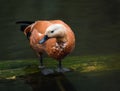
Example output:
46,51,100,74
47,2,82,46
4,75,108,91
52,43,67,52
46,42,69,60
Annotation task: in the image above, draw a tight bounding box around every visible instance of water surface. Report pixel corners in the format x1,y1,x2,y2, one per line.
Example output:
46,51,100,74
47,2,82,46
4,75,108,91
0,0,120,60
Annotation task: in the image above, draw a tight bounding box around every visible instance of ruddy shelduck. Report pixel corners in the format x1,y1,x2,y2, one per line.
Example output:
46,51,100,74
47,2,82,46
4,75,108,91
16,20,75,74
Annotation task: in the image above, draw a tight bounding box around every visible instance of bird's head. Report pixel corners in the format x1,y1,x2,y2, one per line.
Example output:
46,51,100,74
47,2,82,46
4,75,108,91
39,24,66,44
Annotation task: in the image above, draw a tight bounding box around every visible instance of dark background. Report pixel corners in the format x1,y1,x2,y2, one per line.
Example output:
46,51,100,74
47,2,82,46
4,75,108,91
0,0,120,60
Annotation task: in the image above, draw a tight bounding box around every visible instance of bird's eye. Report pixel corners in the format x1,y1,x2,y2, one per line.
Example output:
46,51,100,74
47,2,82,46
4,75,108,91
51,30,54,33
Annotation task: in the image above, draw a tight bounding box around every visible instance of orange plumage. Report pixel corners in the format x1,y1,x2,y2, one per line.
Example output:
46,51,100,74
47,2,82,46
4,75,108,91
17,20,75,73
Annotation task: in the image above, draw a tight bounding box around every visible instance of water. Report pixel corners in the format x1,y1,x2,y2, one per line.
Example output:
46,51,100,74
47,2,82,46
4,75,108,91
0,0,120,59
0,70,120,91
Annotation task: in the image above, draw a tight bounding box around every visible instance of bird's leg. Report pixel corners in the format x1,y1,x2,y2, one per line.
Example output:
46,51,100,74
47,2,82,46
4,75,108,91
38,54,54,75
38,54,45,69
58,60,62,69
56,60,70,72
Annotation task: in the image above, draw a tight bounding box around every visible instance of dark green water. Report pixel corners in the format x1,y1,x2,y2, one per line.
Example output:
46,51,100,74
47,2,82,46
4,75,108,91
0,0,120,60
0,70,120,91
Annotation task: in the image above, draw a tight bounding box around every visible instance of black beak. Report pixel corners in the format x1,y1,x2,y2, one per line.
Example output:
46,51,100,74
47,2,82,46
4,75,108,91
39,35,49,44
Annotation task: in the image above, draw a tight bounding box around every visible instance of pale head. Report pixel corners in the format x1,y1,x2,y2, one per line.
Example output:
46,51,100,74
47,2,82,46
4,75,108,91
39,24,67,44
45,24,66,38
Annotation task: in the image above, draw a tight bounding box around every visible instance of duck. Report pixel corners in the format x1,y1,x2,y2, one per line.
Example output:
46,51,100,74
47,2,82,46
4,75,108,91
16,20,75,74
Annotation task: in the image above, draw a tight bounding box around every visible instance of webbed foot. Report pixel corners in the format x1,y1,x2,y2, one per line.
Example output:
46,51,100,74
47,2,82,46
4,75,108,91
55,68,70,73
38,65,45,69
41,69,54,75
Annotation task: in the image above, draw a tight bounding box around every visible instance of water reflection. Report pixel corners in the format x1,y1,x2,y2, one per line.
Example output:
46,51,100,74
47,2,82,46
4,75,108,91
0,70,120,91
22,72,76,91
0,72,76,91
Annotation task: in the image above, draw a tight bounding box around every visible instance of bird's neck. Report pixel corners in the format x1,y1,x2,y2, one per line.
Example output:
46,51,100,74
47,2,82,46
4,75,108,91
56,35,67,43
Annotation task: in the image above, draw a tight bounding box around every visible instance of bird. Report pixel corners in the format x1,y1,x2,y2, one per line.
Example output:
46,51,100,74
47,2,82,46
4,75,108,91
16,20,75,74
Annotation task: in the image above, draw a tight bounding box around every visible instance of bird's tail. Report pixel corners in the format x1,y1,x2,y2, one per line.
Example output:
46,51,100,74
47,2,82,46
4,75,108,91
16,21,34,32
